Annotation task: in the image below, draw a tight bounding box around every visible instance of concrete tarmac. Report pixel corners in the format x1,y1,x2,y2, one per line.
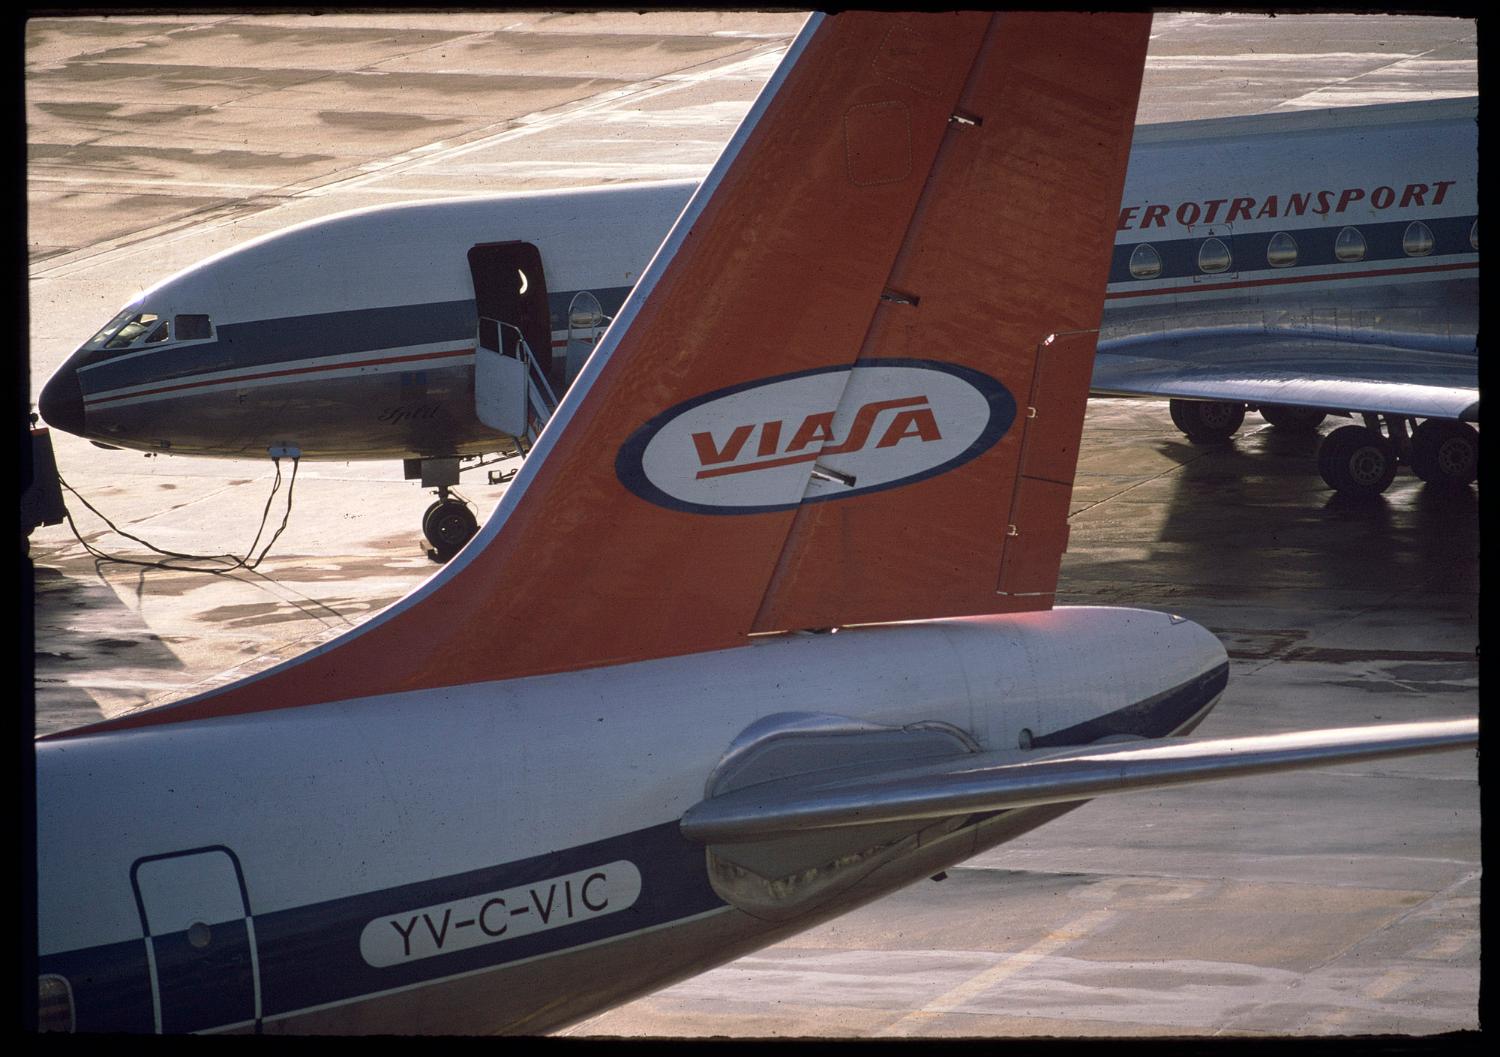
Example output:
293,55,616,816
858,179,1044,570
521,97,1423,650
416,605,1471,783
26,12,1478,1038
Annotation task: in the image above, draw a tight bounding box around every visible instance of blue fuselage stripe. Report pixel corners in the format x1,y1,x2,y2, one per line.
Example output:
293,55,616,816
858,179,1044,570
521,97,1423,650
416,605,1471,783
77,287,635,398
1032,661,1228,748
253,820,718,1017
1107,214,1476,284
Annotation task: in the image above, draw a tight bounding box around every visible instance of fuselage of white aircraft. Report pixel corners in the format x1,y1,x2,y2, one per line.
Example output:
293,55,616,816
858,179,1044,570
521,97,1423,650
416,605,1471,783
38,97,1478,466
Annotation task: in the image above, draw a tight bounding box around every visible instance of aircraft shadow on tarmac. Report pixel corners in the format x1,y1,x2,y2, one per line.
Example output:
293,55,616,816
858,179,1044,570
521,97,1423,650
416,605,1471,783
1148,422,1479,588
31,564,190,733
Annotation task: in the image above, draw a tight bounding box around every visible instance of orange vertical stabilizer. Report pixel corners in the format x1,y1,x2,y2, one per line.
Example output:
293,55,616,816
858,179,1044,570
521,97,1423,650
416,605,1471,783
67,12,1151,734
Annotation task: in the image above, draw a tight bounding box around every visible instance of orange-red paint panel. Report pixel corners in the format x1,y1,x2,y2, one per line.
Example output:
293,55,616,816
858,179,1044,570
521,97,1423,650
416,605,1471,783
750,13,1150,632
1017,330,1098,488
998,475,1075,598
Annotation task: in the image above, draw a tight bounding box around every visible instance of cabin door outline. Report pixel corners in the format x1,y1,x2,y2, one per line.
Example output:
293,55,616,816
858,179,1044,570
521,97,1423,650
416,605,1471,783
468,241,557,390
130,844,262,1033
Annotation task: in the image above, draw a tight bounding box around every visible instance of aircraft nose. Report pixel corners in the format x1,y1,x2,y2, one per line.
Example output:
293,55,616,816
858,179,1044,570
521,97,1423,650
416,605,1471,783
38,364,85,436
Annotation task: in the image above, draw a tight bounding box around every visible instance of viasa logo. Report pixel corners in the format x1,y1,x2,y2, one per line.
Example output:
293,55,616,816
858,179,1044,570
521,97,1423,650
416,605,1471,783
692,395,942,480
617,359,1015,514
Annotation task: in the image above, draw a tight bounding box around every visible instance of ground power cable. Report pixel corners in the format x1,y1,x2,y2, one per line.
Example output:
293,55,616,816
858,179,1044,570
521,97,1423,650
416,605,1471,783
55,456,301,575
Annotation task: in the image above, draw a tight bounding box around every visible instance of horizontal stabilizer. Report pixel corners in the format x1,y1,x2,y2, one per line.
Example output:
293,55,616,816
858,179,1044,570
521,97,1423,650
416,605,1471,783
680,718,1476,843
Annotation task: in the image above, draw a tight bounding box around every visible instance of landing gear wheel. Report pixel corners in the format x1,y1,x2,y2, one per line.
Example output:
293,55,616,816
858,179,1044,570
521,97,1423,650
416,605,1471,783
1409,420,1478,490
423,499,478,562
1169,399,1245,442
1259,404,1326,432
1317,425,1397,496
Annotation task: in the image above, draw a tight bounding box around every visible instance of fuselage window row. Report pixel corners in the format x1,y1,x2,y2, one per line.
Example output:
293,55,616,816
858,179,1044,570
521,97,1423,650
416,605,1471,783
1119,216,1477,283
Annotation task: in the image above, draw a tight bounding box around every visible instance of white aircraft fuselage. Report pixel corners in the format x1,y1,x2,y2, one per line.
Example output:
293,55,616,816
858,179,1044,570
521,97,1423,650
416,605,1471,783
38,98,1478,465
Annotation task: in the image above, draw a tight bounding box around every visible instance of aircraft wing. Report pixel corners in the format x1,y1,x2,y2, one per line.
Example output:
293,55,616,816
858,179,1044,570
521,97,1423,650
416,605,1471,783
680,718,1476,842
1091,330,1479,421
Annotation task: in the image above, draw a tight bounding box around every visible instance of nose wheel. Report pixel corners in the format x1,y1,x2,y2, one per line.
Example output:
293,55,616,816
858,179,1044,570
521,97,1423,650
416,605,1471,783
423,488,478,562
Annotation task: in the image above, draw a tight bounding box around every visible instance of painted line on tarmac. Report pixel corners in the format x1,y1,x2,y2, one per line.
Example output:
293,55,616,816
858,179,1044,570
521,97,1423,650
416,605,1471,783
875,908,1115,1036
299,41,790,198
1314,968,1420,1033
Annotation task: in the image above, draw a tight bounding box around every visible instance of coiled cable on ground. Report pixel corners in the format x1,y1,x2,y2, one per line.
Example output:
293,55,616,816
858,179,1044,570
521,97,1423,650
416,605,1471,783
55,457,300,574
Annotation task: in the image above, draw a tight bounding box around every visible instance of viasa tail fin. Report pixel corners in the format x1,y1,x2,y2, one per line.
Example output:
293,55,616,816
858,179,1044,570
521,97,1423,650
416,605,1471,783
63,12,1152,733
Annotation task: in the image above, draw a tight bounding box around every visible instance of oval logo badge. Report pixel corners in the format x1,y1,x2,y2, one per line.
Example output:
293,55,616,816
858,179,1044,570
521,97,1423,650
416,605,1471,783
616,359,1015,515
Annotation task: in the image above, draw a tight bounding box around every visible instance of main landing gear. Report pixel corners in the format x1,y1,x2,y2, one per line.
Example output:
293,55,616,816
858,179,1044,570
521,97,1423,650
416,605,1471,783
1316,419,1399,496
1167,398,1327,443
1408,418,1480,491
1316,414,1478,497
1166,399,1478,497
1257,404,1327,432
1168,398,1245,443
423,486,478,563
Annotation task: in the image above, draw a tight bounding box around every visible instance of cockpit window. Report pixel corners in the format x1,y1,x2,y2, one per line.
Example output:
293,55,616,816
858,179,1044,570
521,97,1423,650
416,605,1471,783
104,313,165,349
87,307,138,348
87,310,214,352
175,314,213,341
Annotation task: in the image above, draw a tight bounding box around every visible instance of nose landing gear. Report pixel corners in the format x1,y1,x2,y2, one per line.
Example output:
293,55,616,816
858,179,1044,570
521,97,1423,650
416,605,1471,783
405,457,480,563
423,486,478,563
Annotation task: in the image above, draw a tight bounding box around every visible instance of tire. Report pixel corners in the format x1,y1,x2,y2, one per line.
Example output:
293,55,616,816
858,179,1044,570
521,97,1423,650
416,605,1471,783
421,500,444,542
424,500,478,561
1168,399,1245,442
1408,419,1478,489
1317,424,1397,496
1259,404,1326,432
